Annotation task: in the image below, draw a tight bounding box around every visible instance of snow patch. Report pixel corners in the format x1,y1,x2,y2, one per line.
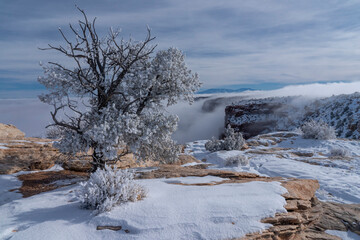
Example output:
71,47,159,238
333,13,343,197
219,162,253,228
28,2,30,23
203,150,244,167
325,230,360,240
0,178,287,240
186,134,360,204
34,141,54,145
164,176,227,184
0,175,22,206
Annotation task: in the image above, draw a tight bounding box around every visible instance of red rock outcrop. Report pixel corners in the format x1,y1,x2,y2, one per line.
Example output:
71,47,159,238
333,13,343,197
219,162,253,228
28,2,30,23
0,123,25,139
0,137,66,174
240,179,360,240
0,123,200,174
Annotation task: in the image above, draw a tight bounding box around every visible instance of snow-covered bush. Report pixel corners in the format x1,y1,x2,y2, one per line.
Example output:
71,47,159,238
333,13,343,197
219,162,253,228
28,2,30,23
225,155,249,167
329,147,350,158
222,126,246,151
76,165,147,213
204,137,224,152
300,120,336,140
205,125,245,152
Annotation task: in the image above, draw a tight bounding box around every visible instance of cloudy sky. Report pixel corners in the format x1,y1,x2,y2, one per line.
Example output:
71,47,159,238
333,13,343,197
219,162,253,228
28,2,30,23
2,0,360,98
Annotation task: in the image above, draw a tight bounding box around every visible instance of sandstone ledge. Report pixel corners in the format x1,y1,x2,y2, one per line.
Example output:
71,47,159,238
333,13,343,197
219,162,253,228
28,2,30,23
0,123,25,140
0,138,66,174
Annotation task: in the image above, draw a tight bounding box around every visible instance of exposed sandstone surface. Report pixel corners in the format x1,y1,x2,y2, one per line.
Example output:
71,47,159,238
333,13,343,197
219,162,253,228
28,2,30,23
17,170,88,198
240,179,359,240
0,137,66,174
61,154,199,172
0,123,25,140
137,164,267,181
0,122,67,174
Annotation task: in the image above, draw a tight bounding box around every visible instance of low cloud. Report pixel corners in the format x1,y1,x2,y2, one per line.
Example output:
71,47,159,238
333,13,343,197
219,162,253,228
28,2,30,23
170,81,360,142
1,81,359,142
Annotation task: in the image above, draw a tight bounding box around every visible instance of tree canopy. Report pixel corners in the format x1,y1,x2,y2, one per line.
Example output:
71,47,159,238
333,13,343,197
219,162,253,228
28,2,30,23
38,8,201,171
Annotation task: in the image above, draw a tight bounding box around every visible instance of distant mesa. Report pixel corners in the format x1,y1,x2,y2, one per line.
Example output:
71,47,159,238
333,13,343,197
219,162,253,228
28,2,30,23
225,93,360,139
197,88,254,94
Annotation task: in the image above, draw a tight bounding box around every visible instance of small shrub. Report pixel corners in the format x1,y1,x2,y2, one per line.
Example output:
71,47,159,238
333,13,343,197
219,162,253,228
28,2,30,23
329,147,350,158
205,125,246,152
225,155,249,167
301,120,336,140
76,165,147,213
204,137,224,152
222,126,246,151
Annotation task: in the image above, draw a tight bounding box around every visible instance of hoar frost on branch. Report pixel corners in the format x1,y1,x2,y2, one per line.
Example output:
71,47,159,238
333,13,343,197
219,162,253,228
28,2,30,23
38,8,200,171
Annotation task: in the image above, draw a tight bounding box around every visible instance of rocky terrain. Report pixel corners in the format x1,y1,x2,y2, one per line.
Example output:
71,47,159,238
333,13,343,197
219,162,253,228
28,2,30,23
0,123,66,174
3,163,359,240
1,123,359,239
0,123,173,174
0,124,25,139
225,93,360,139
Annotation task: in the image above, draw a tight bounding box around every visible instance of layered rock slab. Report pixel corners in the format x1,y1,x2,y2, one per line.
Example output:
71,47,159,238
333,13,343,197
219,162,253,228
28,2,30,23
0,138,65,174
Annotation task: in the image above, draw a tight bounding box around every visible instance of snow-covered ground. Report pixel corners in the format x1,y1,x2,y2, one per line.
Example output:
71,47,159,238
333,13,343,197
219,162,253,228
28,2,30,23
1,131,360,239
325,230,360,240
0,165,65,207
0,176,287,240
0,175,22,206
186,132,360,204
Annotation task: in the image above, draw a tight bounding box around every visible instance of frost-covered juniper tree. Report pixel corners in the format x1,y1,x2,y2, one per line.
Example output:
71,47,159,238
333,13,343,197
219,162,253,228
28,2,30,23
38,8,200,171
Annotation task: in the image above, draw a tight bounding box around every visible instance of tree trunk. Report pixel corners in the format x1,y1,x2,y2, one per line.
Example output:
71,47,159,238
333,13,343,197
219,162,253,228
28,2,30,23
91,150,105,172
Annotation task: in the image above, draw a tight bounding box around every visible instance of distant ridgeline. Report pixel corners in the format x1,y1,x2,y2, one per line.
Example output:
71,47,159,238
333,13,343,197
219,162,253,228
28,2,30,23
197,88,253,94
225,92,360,139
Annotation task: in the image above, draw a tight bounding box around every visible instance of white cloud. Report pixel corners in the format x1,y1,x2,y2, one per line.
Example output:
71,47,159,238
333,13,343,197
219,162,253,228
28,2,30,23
241,81,360,98
2,81,359,141
2,0,360,91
